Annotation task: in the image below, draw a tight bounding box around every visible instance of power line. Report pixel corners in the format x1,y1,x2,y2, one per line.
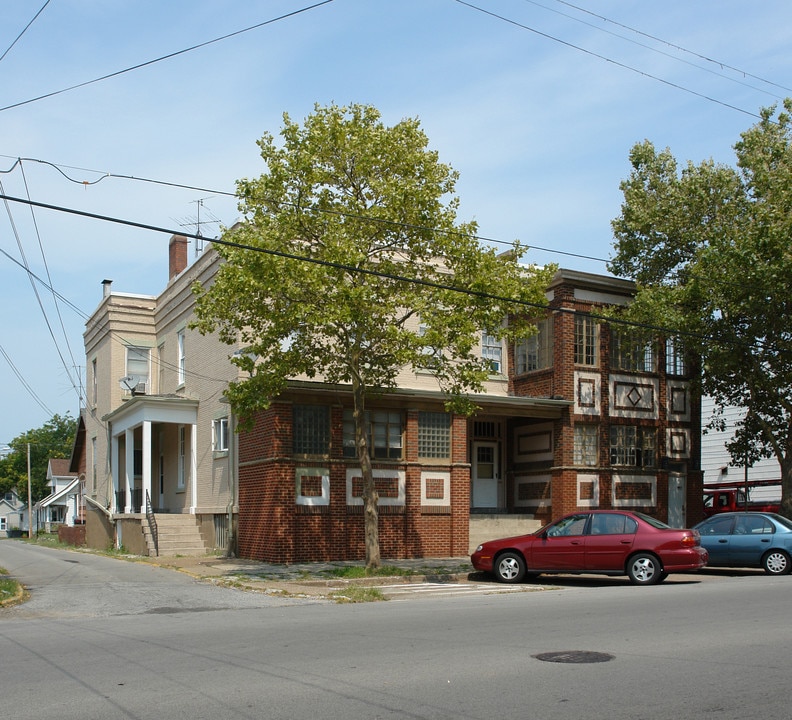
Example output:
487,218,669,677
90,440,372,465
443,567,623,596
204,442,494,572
552,0,792,95
0,1,336,114
0,190,775,356
522,0,785,99
0,155,613,265
0,343,53,416
453,0,763,121
0,0,52,64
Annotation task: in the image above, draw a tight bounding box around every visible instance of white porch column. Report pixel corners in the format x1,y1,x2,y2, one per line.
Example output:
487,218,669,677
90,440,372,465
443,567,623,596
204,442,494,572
141,420,152,512
189,423,198,513
111,431,119,513
124,428,134,513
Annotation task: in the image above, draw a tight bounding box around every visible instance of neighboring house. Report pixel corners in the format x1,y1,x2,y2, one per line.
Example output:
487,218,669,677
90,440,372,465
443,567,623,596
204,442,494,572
80,235,702,561
35,459,81,529
700,397,781,501
1,488,27,536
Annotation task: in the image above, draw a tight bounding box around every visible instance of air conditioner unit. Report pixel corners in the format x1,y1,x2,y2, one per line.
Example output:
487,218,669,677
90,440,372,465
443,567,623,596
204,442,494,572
134,382,147,395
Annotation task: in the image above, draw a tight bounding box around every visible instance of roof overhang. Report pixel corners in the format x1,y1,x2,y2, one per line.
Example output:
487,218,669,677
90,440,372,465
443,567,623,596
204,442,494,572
35,476,81,509
103,395,200,436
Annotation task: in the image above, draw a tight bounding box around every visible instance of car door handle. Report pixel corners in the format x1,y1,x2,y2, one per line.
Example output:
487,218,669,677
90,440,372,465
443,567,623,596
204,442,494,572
718,539,728,543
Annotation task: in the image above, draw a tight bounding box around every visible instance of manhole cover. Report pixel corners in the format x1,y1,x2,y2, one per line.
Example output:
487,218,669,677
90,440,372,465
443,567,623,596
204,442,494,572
533,651,614,664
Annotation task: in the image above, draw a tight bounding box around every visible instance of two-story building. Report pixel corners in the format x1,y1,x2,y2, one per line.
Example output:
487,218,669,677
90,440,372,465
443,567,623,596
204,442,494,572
80,235,701,561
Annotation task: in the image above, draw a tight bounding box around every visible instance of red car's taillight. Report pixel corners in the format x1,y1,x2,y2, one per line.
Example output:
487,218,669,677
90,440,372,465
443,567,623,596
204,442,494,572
680,531,700,547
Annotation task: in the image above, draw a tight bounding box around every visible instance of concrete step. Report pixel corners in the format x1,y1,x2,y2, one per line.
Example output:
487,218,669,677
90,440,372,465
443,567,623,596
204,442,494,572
143,514,208,557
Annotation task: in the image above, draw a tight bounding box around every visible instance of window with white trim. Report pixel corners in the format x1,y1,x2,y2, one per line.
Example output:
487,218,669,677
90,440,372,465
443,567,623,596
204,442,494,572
418,412,451,459
126,346,150,391
177,425,186,489
609,425,656,468
177,329,186,385
612,329,656,372
481,332,503,373
665,337,688,376
213,417,229,452
573,424,599,466
343,409,403,459
574,315,598,366
515,318,553,373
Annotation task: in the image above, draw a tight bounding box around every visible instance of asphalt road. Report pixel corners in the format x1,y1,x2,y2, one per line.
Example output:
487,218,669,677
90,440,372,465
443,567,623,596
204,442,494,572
1,541,790,720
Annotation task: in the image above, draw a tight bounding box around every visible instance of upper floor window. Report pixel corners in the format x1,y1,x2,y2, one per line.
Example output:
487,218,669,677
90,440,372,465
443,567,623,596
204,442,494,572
665,337,688,376
515,318,553,373
418,411,451,459
609,425,656,469
293,405,330,456
213,417,229,453
91,357,98,405
158,342,165,393
343,409,403,460
177,329,186,385
574,315,598,366
612,329,656,373
481,332,503,373
126,346,150,391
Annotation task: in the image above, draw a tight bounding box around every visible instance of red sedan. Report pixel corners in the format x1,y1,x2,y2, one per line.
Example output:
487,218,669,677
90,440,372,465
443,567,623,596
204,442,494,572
471,510,708,585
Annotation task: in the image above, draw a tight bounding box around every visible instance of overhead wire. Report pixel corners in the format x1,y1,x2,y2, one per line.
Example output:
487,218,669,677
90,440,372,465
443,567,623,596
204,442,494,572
1,190,784,364
552,0,792,95
0,0,52,64
0,343,53,416
452,0,763,121
0,0,336,114
521,0,785,99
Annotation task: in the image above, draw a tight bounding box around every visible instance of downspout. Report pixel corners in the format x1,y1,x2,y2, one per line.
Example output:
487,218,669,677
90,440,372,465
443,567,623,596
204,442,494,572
223,410,237,559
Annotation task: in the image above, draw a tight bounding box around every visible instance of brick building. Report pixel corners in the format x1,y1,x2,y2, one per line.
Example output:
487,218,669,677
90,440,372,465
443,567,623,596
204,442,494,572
80,237,701,562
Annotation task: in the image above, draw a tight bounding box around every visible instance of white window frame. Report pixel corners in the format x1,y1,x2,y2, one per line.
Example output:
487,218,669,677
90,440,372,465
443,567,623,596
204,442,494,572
213,417,229,453
177,425,186,490
573,424,599,467
515,318,553,373
126,346,150,391
481,331,503,373
177,329,186,386
574,315,598,367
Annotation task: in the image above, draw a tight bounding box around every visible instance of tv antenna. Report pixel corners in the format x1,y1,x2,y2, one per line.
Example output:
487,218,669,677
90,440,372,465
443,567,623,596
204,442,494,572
174,197,222,256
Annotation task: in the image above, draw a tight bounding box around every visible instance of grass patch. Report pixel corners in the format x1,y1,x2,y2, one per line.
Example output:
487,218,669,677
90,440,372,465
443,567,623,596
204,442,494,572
0,566,25,607
329,585,388,603
323,564,413,579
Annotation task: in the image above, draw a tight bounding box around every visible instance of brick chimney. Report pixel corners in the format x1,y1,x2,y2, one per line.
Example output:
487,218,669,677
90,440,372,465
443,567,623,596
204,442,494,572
169,235,188,280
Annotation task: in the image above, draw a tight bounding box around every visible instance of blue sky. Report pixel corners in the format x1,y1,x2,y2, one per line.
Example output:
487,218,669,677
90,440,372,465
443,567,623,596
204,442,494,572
1,0,790,445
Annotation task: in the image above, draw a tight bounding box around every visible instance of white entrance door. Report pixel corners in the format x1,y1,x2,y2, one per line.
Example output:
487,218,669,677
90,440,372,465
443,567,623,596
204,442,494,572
472,441,499,509
668,473,686,527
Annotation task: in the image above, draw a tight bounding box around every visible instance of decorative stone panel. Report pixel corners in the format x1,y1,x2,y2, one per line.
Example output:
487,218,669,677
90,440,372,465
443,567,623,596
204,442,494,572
346,468,405,506
295,467,329,506
666,428,691,459
513,423,554,463
514,474,552,510
667,380,691,422
609,374,659,419
574,371,601,416
576,473,600,507
612,474,656,507
421,470,450,506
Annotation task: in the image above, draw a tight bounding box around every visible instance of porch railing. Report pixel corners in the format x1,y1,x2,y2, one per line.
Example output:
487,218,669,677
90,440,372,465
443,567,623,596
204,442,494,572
144,490,158,557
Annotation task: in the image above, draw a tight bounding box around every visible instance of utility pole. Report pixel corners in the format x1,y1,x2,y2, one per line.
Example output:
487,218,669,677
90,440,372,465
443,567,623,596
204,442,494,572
27,442,33,538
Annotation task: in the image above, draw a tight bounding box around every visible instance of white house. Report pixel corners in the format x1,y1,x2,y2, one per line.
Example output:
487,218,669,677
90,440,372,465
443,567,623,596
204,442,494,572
1,488,27,536
35,459,81,529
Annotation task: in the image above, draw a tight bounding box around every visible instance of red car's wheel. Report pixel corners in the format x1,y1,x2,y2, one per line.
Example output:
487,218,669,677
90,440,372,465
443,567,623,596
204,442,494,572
494,552,526,583
627,553,662,585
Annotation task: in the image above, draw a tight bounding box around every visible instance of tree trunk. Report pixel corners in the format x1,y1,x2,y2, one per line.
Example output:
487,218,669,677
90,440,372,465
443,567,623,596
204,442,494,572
352,375,380,568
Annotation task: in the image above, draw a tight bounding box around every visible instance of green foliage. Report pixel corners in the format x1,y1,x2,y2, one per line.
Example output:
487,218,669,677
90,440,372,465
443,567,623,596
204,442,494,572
192,103,555,565
609,100,792,515
193,103,554,425
329,585,388,603
0,414,77,502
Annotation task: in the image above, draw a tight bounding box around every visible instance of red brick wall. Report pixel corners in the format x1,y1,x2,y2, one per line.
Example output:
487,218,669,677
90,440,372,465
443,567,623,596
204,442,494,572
237,403,470,563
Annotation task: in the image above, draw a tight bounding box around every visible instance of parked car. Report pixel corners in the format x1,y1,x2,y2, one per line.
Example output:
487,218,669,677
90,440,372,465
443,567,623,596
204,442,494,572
471,510,708,585
693,512,792,575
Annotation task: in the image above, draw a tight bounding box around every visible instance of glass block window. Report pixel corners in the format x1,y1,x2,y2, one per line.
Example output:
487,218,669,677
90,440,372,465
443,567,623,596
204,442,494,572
574,315,598,366
609,425,656,469
293,405,330,455
612,329,656,372
515,318,553,373
342,409,403,460
418,411,451,459
666,337,688,376
573,424,598,466
481,332,503,373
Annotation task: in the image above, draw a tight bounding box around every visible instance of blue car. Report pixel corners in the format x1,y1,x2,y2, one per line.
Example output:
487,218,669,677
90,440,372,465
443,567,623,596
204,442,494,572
693,512,792,575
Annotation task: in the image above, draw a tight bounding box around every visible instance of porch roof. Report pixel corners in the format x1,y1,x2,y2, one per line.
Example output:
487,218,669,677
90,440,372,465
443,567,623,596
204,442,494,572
102,394,199,436
35,476,80,509
284,381,571,419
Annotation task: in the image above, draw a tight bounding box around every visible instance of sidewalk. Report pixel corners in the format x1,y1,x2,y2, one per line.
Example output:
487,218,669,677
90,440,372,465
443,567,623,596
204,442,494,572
140,553,476,599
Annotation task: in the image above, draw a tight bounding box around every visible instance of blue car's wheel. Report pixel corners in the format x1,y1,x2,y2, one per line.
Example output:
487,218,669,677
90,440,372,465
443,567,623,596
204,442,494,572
762,550,791,575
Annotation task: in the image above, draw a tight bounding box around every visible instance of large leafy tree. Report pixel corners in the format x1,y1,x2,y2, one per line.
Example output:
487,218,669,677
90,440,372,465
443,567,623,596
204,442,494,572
609,100,792,517
193,103,555,567
0,414,77,503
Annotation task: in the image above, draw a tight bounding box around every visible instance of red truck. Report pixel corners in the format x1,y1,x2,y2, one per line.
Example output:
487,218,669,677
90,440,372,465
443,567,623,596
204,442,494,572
703,479,782,517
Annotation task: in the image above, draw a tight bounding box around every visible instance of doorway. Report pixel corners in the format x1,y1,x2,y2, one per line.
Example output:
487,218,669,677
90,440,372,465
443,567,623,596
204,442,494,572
668,473,686,527
472,441,499,509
